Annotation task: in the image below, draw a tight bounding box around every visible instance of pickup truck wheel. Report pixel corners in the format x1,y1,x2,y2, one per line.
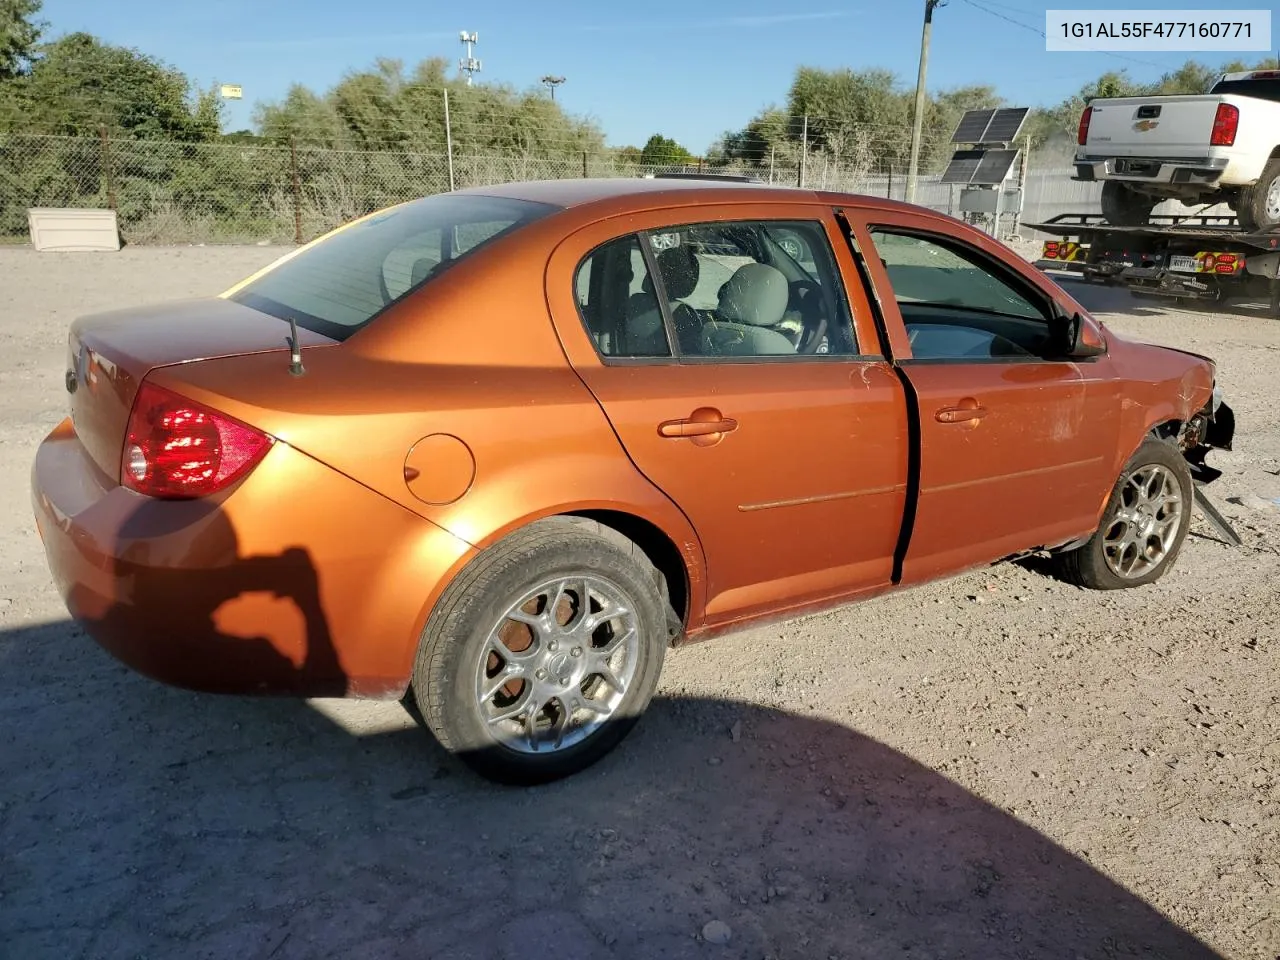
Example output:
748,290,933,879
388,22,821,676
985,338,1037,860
1237,158,1280,232
412,517,670,785
1053,438,1192,590
1100,181,1157,227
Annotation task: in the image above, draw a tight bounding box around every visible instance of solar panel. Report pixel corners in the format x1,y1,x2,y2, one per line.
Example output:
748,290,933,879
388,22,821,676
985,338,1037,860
951,109,995,144
940,149,985,184
949,106,1030,144
982,107,1030,144
971,149,1020,185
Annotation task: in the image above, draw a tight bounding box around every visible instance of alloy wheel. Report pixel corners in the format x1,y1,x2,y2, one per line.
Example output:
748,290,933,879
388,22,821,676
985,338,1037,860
475,575,640,754
1102,464,1184,579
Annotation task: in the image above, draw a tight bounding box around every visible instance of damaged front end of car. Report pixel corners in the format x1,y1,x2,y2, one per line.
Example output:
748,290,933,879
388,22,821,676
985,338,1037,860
1177,384,1240,546
1179,383,1235,484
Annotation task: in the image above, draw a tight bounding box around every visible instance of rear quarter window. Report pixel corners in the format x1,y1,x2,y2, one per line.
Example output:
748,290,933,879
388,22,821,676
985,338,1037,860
1210,78,1280,103
229,194,557,341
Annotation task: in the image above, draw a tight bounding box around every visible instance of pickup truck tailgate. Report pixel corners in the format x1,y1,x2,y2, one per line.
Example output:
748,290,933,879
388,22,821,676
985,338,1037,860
1085,95,1226,157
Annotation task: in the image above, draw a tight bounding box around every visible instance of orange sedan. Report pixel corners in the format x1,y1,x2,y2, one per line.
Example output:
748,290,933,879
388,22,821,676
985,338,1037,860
31,177,1235,783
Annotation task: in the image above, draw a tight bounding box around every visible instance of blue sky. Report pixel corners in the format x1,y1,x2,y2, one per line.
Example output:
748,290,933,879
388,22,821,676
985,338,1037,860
38,0,1279,150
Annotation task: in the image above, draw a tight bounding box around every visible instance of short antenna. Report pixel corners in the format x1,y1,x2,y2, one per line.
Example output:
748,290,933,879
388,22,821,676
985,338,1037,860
285,317,305,377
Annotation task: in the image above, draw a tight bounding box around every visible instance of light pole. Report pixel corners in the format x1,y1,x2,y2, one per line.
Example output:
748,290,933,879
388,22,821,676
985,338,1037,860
906,0,944,204
540,75,565,100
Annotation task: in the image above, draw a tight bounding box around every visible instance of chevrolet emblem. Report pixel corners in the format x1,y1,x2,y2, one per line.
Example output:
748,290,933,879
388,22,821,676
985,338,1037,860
1134,119,1159,132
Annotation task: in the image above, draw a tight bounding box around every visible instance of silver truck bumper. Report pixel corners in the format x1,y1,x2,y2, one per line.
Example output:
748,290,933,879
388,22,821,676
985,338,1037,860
1073,156,1229,186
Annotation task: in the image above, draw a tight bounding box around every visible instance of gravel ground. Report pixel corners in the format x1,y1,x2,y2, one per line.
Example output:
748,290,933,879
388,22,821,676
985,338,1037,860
1,244,1278,960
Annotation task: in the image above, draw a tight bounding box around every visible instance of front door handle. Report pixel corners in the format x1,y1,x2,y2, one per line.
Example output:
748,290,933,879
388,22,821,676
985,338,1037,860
935,397,987,424
658,407,738,444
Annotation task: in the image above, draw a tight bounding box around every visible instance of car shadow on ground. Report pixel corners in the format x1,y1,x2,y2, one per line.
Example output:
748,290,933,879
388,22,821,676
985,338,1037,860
0,619,1224,960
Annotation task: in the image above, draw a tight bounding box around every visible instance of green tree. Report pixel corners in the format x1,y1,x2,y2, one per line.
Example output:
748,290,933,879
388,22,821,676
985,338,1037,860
638,134,693,165
254,57,605,158
714,66,998,175
0,0,41,79
0,31,221,139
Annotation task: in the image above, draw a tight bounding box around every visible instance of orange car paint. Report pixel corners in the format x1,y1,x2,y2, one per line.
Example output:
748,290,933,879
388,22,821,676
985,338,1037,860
31,178,1221,698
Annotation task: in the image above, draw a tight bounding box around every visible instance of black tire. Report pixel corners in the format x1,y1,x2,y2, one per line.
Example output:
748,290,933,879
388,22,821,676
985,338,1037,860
1052,437,1193,590
1100,180,1157,227
1237,157,1280,232
412,516,673,785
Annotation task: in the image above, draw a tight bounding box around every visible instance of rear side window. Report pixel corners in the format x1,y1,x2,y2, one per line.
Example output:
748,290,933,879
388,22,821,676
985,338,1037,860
574,219,859,361
575,235,671,358
230,194,557,341
1209,77,1280,102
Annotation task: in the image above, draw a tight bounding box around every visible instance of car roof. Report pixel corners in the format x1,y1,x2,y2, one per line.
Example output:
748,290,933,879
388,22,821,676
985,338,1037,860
452,176,927,220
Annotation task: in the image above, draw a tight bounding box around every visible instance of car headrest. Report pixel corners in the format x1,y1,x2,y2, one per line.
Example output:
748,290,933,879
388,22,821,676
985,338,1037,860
641,245,701,301
716,262,789,327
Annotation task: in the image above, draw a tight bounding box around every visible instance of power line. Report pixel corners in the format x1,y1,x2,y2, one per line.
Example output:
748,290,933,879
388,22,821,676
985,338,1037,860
956,0,1167,70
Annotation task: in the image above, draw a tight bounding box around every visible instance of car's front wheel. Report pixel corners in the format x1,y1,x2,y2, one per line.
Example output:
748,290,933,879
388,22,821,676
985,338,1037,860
413,517,673,785
1053,437,1193,590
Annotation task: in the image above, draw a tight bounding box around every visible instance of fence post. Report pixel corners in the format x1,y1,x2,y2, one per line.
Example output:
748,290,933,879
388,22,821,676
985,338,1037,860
582,151,588,178
797,115,808,188
289,137,303,245
887,166,894,200
98,126,117,211
768,145,775,184
443,89,456,191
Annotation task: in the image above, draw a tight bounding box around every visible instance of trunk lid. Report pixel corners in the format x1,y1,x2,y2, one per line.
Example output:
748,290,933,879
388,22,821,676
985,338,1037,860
1084,95,1228,158
65,297,335,480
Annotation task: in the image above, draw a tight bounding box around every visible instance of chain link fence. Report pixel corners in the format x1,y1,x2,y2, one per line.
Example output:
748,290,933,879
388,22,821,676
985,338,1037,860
0,132,1119,246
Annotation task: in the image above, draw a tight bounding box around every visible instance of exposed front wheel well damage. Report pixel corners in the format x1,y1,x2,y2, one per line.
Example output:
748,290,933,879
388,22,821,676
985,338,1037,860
568,510,689,636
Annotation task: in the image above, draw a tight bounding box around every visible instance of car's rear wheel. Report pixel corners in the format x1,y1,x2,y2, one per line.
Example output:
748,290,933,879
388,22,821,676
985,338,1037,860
1053,437,1193,590
1237,157,1280,232
1100,180,1157,227
413,517,672,785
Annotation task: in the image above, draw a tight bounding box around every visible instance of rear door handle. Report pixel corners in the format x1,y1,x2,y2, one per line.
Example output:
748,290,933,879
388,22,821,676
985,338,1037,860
935,398,987,424
658,417,739,438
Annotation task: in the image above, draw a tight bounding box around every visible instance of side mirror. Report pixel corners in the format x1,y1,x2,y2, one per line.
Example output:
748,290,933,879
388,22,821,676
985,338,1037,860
1066,311,1107,358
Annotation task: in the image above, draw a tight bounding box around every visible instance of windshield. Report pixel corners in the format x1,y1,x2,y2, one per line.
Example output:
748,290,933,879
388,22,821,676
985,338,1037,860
1209,76,1280,103
229,193,558,341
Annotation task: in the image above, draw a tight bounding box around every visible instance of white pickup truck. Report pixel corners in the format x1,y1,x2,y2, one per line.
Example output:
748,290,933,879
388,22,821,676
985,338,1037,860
1074,69,1280,231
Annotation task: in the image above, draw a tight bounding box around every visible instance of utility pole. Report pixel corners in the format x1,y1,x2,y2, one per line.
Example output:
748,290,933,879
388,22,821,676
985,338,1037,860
906,0,944,204
540,75,565,100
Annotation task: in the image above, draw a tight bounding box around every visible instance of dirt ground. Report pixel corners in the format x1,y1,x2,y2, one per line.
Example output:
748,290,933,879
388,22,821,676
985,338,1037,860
1,244,1277,960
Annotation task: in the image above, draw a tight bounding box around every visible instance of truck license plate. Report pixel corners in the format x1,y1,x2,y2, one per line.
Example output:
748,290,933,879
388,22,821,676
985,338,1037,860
1169,255,1200,273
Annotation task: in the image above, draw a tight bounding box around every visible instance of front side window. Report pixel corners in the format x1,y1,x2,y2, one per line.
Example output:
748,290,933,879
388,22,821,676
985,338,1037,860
574,218,859,361
868,229,1056,361
230,193,557,341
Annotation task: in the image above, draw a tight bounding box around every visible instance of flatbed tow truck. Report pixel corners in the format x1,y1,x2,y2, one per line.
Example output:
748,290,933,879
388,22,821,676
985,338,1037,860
1028,213,1280,318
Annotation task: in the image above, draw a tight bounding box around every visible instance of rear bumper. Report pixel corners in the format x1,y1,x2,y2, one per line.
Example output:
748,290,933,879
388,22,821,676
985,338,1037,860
31,418,475,698
1074,155,1229,187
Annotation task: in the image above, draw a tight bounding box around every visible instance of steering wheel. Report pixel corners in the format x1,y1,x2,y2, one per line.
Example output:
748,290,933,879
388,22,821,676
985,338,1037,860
787,279,828,354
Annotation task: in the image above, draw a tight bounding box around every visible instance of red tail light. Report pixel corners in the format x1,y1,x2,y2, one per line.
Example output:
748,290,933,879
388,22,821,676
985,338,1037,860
1077,106,1093,146
1210,103,1239,146
122,382,272,499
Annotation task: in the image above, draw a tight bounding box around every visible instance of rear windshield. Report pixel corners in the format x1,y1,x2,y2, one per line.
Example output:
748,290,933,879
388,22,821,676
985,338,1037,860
1209,77,1280,103
230,193,558,341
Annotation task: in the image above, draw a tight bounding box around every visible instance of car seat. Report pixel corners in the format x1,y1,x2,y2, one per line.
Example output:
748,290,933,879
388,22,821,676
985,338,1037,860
626,246,703,354
700,262,795,355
